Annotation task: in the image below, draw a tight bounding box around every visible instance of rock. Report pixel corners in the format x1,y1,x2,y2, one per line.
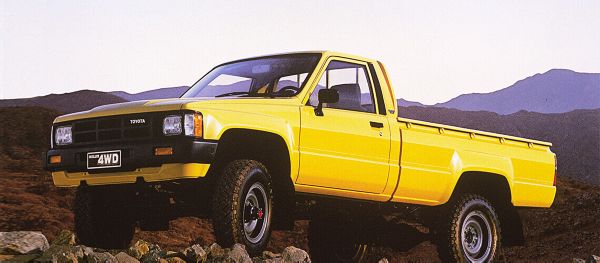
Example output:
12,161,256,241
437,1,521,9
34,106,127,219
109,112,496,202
589,255,600,263
262,251,280,259
0,231,50,254
36,245,94,262
378,258,390,263
0,254,41,262
73,245,95,261
54,251,79,263
252,258,282,263
139,249,167,263
35,244,93,263
281,246,310,263
115,252,140,263
183,244,206,263
165,256,186,263
205,243,226,261
573,258,586,263
227,244,252,263
87,251,118,263
51,230,76,246
128,240,159,260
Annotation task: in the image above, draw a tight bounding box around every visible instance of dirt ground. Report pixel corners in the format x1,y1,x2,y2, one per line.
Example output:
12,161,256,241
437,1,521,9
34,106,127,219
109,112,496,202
1,161,599,262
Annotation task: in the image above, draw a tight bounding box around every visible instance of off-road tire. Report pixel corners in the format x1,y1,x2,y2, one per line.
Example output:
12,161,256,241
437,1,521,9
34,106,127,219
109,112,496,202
74,186,135,249
435,194,501,263
212,160,273,256
308,207,369,263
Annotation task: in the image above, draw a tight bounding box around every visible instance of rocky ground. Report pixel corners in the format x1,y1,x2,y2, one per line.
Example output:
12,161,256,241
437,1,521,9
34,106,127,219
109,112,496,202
1,155,600,262
0,230,313,262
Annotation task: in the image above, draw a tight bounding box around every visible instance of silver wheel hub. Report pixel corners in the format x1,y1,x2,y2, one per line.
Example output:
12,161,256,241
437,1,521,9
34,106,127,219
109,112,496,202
461,210,493,262
243,182,268,244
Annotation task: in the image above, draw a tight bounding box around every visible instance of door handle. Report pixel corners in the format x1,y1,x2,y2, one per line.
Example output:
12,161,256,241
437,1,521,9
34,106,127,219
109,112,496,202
370,121,384,128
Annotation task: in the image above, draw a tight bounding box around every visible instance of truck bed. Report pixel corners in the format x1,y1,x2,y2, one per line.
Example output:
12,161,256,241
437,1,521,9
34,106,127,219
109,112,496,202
393,117,555,208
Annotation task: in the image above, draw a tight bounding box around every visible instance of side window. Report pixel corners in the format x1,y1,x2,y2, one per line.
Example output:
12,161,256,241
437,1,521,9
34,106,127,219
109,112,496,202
308,60,375,113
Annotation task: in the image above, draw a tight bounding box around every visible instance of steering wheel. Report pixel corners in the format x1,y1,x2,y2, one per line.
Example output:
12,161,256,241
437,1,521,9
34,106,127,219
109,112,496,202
277,86,301,96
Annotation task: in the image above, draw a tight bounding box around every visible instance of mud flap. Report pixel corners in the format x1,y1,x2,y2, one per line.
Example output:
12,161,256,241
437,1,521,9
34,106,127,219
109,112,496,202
499,205,525,246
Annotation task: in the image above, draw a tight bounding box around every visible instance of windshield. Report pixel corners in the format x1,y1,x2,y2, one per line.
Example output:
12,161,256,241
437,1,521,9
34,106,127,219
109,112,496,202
182,54,321,98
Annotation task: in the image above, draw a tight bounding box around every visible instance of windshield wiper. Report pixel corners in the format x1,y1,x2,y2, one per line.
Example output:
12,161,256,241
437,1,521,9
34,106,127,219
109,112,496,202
214,91,251,97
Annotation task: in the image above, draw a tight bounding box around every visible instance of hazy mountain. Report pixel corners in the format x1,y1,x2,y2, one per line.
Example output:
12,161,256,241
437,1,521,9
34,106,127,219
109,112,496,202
399,106,600,185
0,90,126,114
397,99,425,107
110,86,189,101
435,69,600,114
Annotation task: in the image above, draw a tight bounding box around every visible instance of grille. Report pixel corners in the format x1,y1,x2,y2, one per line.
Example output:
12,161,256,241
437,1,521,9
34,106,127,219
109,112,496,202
71,114,154,145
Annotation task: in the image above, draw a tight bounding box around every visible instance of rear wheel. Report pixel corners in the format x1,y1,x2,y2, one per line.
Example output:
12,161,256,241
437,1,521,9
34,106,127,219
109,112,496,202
435,194,501,262
212,160,273,256
74,186,135,249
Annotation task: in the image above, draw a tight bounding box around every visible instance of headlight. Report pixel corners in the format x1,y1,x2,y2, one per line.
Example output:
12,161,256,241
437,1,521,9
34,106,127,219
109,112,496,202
163,115,182,135
54,125,72,145
184,113,203,137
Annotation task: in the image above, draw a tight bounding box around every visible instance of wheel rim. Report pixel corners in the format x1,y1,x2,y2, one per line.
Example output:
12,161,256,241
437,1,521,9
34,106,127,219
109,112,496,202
243,182,269,244
461,210,493,262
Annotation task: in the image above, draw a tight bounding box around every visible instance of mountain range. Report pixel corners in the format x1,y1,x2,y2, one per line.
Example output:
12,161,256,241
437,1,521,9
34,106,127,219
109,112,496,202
433,69,600,114
1,68,597,115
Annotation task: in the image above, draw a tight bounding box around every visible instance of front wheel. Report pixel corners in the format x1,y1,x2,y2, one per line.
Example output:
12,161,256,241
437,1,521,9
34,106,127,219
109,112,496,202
435,194,501,263
212,160,273,256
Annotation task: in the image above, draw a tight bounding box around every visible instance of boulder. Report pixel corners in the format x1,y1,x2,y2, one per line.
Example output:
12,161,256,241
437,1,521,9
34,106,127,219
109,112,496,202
0,231,49,254
35,244,93,262
165,256,186,263
378,258,390,263
227,244,252,263
0,254,41,262
262,251,280,259
115,251,140,263
183,244,206,263
128,240,159,260
139,249,167,263
51,230,76,246
87,251,118,263
205,243,226,261
589,255,600,263
573,258,586,263
53,251,78,263
281,246,310,263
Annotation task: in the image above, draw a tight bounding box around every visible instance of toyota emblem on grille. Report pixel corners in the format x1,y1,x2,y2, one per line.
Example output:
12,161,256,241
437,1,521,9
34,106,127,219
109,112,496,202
130,119,146,124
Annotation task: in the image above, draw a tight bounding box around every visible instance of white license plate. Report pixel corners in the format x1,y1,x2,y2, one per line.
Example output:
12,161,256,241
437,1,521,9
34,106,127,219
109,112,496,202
87,150,121,169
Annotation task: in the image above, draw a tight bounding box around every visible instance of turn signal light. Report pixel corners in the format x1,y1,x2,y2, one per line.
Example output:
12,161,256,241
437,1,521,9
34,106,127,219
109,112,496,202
49,155,61,164
155,147,174,156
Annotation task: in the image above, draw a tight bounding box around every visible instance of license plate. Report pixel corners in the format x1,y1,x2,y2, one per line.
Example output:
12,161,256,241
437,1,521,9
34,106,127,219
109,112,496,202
87,150,121,169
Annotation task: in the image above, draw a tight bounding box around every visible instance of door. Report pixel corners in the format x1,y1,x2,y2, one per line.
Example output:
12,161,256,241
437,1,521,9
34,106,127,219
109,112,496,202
297,58,391,193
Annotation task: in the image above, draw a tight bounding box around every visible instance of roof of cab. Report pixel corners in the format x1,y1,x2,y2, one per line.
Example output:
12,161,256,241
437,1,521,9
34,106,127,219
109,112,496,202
220,51,378,66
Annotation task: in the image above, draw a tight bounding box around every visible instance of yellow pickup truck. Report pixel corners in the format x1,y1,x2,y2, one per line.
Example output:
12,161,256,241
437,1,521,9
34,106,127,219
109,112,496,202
44,51,556,262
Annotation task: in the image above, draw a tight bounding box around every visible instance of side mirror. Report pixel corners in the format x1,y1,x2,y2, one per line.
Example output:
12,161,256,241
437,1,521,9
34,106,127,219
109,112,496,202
315,89,339,116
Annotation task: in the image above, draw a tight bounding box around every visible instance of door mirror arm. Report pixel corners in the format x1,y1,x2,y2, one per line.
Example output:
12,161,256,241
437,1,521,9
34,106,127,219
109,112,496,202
315,89,339,116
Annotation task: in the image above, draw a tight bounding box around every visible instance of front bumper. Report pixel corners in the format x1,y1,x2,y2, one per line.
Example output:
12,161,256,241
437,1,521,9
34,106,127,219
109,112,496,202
43,139,217,187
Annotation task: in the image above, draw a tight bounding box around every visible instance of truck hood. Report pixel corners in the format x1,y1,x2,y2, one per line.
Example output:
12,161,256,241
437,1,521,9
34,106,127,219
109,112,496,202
53,97,299,123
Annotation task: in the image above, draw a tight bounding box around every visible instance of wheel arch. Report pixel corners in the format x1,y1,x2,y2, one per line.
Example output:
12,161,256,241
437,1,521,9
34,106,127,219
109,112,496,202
449,171,525,247
210,128,296,230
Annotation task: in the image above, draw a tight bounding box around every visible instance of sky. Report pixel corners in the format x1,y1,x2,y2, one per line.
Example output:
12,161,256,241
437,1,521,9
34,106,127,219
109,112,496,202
1,1,599,104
